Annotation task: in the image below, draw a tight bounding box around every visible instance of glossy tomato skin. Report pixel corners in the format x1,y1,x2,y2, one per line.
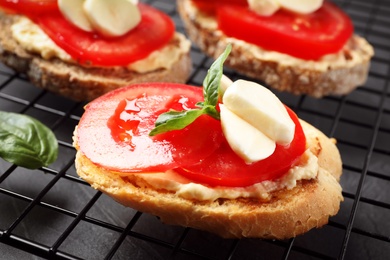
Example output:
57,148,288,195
78,82,306,187
191,0,247,14
218,1,353,60
35,4,175,66
77,83,223,173
193,0,353,60
0,0,57,15
176,107,307,187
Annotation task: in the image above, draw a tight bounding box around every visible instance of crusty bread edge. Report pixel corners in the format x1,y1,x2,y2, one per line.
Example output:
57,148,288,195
74,120,343,239
177,0,374,98
0,13,192,101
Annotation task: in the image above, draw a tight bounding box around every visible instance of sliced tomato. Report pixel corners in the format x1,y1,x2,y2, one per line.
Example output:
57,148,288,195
191,0,353,60
77,83,224,173
78,82,306,185
0,0,57,15
34,4,174,66
176,107,306,187
191,0,247,14
217,1,353,60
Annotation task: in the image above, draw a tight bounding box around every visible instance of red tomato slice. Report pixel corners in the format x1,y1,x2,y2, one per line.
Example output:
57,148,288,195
0,0,57,15
191,0,247,14
217,1,353,60
176,107,306,187
34,4,174,66
77,83,224,173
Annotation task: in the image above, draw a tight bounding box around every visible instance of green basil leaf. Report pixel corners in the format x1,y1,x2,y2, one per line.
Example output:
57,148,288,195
196,101,205,107
203,105,220,120
149,44,231,136
149,109,205,136
203,44,232,106
0,111,58,169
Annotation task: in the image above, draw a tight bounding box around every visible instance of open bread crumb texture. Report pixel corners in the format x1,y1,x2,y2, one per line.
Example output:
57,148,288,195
0,0,389,259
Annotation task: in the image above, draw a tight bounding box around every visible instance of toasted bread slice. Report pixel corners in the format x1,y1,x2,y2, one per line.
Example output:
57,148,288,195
177,0,374,98
0,13,192,101
74,120,343,239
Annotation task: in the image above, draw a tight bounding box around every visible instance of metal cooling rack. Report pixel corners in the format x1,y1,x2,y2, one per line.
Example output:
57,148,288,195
1,0,389,259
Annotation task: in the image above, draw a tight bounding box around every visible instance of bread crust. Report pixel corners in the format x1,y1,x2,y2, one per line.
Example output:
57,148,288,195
0,13,192,101
74,120,343,239
177,0,374,98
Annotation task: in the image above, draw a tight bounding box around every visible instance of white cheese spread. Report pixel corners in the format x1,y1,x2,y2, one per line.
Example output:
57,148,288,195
127,33,190,73
10,17,190,73
11,17,74,62
133,149,318,201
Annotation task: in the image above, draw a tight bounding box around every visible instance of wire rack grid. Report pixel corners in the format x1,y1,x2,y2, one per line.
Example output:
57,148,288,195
1,0,390,259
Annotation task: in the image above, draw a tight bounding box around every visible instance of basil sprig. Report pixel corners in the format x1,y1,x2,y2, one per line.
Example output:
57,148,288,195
0,111,58,169
149,44,232,136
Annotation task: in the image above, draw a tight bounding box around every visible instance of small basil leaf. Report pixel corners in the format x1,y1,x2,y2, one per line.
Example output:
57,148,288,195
203,105,220,120
203,44,232,106
0,111,58,169
149,109,205,136
196,101,204,107
154,110,188,127
149,45,232,136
